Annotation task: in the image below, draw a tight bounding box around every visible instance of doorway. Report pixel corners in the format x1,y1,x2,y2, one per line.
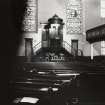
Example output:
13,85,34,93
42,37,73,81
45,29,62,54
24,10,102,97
71,40,78,56
25,38,33,56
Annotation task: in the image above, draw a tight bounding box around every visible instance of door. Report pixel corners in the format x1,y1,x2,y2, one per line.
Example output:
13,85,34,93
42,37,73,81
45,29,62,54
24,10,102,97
71,40,78,56
25,38,33,57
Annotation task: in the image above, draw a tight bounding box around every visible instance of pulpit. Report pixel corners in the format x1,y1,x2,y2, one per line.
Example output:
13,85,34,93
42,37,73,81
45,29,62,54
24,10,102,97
42,14,64,50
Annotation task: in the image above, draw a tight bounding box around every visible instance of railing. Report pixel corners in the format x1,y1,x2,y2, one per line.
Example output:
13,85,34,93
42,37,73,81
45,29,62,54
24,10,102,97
33,41,42,55
63,41,83,56
32,40,83,56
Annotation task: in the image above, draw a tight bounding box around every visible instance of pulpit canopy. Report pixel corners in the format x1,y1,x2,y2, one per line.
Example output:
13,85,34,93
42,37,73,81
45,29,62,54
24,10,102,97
48,14,64,25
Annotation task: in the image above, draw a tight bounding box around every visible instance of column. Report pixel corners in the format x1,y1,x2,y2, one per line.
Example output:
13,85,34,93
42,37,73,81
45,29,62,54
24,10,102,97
91,44,93,60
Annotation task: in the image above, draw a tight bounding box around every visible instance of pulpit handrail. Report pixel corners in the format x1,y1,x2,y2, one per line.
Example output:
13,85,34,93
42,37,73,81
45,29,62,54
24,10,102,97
63,41,83,56
33,42,41,49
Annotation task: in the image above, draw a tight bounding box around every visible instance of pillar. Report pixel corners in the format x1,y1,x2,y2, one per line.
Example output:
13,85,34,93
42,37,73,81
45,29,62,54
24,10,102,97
91,43,93,60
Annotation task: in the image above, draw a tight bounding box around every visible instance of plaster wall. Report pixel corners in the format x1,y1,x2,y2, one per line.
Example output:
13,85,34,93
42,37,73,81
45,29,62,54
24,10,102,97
17,28,42,56
83,41,101,56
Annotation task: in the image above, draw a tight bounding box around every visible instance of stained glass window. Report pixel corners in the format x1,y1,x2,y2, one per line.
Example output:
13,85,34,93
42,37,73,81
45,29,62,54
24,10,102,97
66,0,82,34
23,0,38,32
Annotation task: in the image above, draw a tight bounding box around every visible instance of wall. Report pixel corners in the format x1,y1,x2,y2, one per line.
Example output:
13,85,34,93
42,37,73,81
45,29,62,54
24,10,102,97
63,25,85,55
83,41,101,56
17,0,105,56
38,0,105,31
93,41,101,56
17,28,42,56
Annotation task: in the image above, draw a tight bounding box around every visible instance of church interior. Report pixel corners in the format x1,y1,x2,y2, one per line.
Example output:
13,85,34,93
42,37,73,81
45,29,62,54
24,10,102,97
7,0,105,105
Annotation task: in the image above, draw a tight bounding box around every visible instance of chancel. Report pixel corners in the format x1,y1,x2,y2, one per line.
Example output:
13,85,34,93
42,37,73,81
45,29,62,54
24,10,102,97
17,0,85,62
